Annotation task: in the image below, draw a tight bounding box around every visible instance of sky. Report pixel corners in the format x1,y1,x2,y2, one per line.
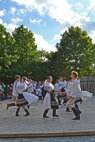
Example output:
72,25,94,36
0,0,95,52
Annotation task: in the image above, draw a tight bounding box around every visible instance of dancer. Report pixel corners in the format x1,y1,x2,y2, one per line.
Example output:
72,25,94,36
21,76,38,107
65,77,73,112
6,75,21,109
43,76,59,118
14,82,30,116
6,76,38,116
55,76,67,105
12,75,21,99
7,80,30,116
57,71,82,120
66,71,82,120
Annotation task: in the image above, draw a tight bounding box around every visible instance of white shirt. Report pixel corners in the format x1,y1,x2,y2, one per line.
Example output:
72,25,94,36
69,79,82,98
54,82,59,90
16,82,26,94
12,81,20,96
44,82,54,91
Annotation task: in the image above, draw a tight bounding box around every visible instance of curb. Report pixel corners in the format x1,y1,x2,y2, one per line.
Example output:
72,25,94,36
0,131,95,138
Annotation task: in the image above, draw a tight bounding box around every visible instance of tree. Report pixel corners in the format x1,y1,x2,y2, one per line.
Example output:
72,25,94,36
0,24,50,83
48,26,95,78
1,24,95,83
0,24,14,82
10,25,38,78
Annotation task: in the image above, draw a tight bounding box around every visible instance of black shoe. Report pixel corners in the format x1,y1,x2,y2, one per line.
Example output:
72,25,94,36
53,114,59,117
43,115,49,118
16,108,20,116
43,109,49,118
72,117,80,120
24,113,30,116
16,114,20,116
24,109,30,116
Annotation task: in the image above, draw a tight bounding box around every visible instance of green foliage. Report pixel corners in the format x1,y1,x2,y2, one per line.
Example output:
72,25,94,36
0,24,14,81
0,24,95,83
0,24,48,83
48,26,95,79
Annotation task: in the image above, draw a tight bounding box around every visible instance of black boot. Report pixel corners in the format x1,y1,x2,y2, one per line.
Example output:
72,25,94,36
24,109,30,116
16,107,20,116
27,105,30,109
66,107,71,112
75,98,83,104
75,104,79,109
43,109,49,118
72,107,81,120
53,109,59,117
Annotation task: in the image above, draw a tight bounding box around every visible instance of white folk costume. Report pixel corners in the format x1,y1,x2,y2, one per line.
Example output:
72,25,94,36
66,79,82,120
66,80,73,96
26,84,34,93
56,81,67,105
16,82,28,107
66,80,92,102
43,82,59,118
54,82,59,91
6,82,28,110
17,82,38,106
81,91,92,101
7,82,30,116
6,82,38,110
66,79,92,120
66,79,82,108
43,83,54,109
12,81,20,97
23,92,38,105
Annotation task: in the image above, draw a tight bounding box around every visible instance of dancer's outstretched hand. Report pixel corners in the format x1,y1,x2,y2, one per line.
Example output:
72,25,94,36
54,90,66,96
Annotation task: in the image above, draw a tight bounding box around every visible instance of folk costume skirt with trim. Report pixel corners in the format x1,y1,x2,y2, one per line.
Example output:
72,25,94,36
16,93,28,107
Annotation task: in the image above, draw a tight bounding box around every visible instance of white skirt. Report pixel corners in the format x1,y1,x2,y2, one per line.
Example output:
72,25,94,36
81,91,93,101
23,92,38,105
43,92,51,109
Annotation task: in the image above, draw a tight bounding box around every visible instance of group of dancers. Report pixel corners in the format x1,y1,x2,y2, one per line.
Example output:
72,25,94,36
6,71,92,120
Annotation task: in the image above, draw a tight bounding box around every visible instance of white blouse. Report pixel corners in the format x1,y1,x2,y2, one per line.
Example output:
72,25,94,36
68,79,82,98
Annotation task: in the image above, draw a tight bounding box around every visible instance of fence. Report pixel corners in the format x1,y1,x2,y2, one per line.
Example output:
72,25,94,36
80,76,95,95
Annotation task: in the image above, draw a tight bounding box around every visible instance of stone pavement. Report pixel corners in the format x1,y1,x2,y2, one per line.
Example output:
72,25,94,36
0,97,95,136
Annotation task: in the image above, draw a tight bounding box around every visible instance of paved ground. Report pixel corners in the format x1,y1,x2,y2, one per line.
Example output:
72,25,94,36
0,97,95,135
1,136,95,142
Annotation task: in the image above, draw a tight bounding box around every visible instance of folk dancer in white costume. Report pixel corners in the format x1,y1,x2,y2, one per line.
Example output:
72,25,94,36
58,71,82,120
65,71,83,120
21,76,38,108
55,76,67,105
12,75,21,100
65,77,73,112
15,81,30,116
43,76,59,118
65,71,92,120
6,75,21,109
6,81,30,116
6,76,38,116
